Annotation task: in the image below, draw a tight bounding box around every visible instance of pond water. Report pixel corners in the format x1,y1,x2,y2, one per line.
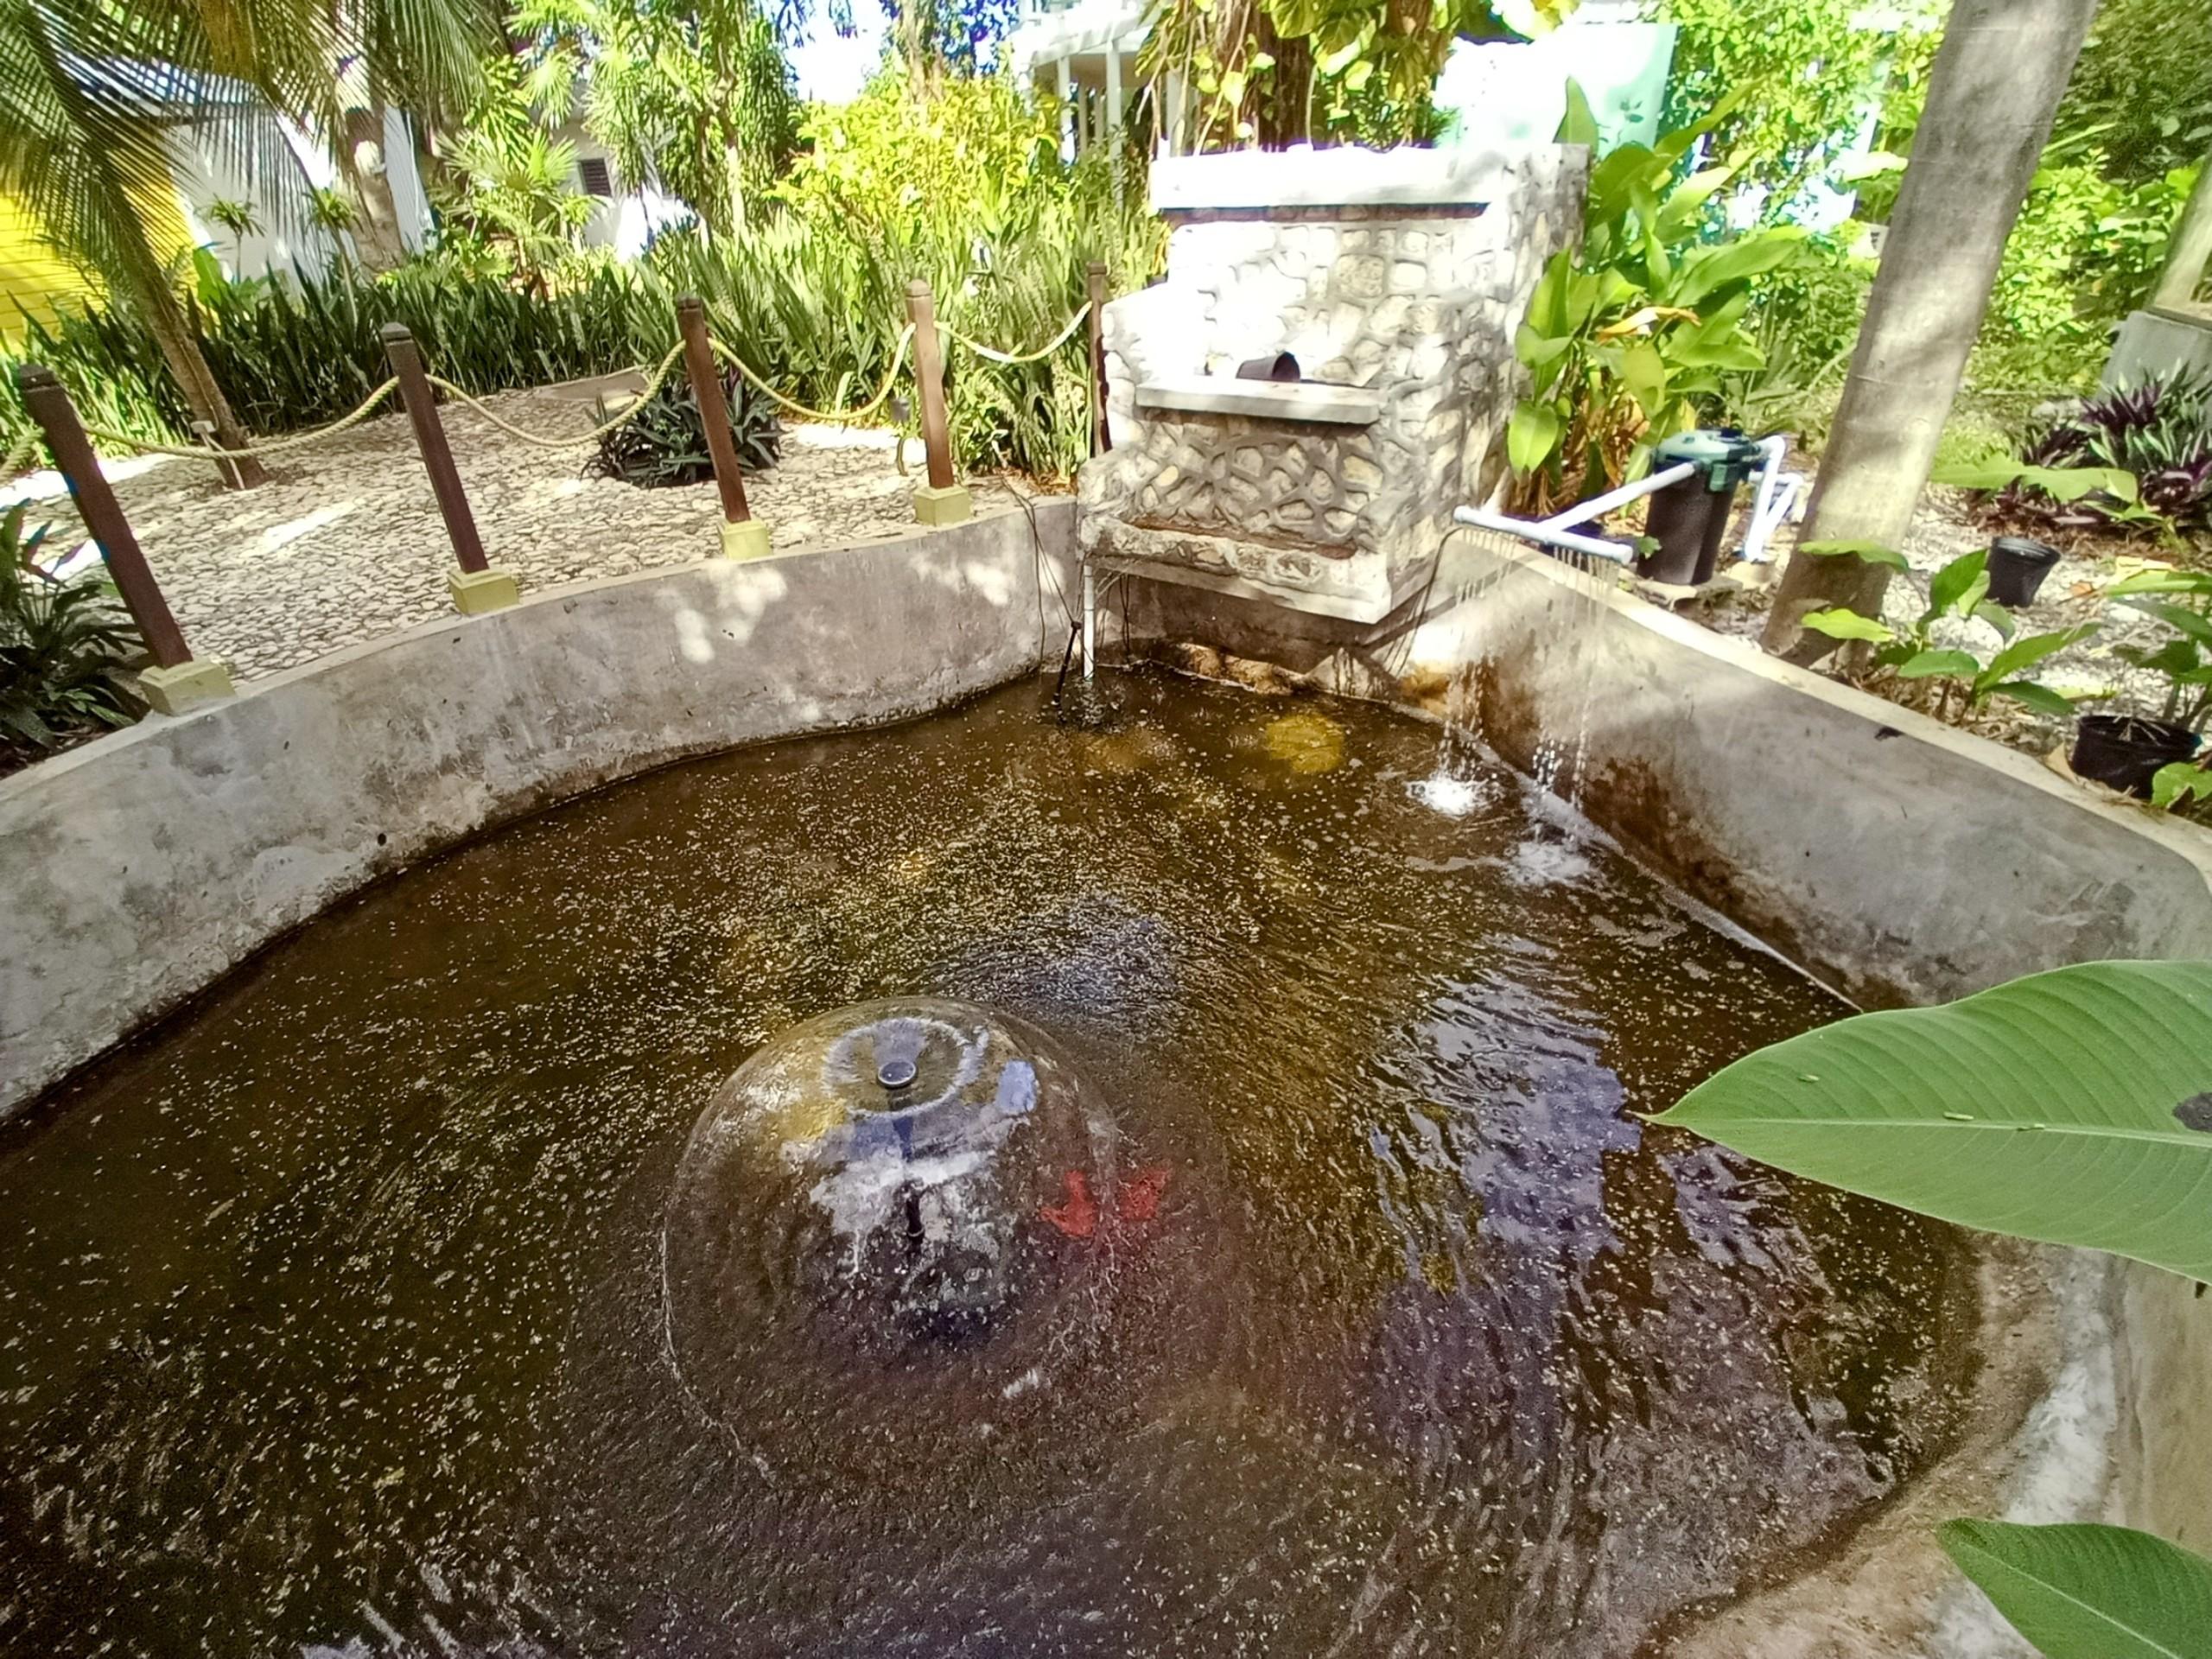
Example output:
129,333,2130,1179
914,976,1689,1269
0,672,1976,1658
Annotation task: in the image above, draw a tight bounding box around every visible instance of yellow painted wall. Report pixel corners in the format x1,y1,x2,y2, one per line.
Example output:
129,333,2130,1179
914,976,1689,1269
0,195,102,340
0,186,194,342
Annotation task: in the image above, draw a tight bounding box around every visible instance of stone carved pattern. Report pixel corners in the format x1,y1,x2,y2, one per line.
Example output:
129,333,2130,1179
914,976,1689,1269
1081,148,1586,613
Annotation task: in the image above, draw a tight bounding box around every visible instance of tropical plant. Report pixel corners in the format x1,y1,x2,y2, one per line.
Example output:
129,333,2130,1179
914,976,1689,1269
587,364,780,487
306,183,362,275
0,0,296,476
429,118,597,295
1656,957,2212,1659
1936,443,2174,541
1652,0,1942,216
202,195,261,270
1656,958,2212,1277
0,505,143,767
1998,378,2212,539
1942,1520,2212,1659
1138,0,1570,152
1797,543,2096,720
1,60,1160,484
1759,0,2101,662
881,0,1023,86
2050,0,2212,187
512,0,800,238
1717,232,1873,442
2099,564,2212,732
1506,89,1807,514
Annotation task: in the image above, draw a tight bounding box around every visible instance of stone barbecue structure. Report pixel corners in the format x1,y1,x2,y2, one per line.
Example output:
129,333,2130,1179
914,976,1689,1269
1078,144,1587,622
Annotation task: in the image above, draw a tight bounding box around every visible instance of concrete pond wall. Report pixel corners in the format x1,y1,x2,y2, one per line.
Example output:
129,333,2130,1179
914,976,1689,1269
1106,531,2212,1651
0,504,1072,1118
3,505,2206,1652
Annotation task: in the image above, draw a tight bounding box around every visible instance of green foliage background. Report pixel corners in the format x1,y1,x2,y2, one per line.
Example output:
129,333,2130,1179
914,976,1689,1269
1,71,1160,484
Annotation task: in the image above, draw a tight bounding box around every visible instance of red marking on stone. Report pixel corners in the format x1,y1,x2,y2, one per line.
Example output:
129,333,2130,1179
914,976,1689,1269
1040,1170,1096,1238
1117,1164,1172,1224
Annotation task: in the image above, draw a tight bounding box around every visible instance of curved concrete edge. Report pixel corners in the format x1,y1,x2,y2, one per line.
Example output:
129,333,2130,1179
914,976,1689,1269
0,501,1075,1121
1410,539,2212,1008
2109,1258,2212,1556
1105,534,2212,1007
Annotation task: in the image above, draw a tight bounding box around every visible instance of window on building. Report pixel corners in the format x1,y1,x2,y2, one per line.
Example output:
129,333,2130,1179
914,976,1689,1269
577,157,613,197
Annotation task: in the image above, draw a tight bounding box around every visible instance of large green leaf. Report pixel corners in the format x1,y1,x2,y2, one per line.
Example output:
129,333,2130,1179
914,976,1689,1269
1929,549,1992,617
1554,76,1599,149
2110,568,2212,599
1507,400,1561,474
1982,626,2097,685
1669,229,1806,305
1933,459,2140,503
1652,961,2212,1281
1986,680,2080,716
1667,334,1764,372
2130,599,2212,650
1939,1521,2212,1659
1618,340,1668,420
1895,648,1980,680
1798,607,1894,644
1802,538,1910,570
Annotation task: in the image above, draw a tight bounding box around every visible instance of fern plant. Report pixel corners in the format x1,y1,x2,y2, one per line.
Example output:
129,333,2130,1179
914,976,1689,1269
0,506,144,769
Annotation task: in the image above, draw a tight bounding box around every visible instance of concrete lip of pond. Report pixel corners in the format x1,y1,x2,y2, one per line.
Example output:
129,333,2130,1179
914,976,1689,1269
2,505,2207,1649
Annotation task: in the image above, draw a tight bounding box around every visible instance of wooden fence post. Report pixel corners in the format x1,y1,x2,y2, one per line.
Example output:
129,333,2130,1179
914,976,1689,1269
16,364,232,715
1087,261,1113,457
905,279,970,525
380,322,517,615
676,296,770,559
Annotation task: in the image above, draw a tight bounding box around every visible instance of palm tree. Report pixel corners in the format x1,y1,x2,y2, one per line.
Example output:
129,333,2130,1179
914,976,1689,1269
203,195,261,270
0,0,312,482
512,0,799,241
306,181,361,274
324,0,500,270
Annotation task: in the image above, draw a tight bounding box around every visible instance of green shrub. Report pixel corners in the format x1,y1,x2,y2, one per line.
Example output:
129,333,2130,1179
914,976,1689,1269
0,505,143,768
587,365,782,487
1721,232,1874,442
0,74,1158,486
1508,87,1806,512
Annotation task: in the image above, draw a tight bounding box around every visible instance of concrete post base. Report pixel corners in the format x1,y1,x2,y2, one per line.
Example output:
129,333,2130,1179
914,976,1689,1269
719,518,772,560
138,658,235,716
448,566,521,615
913,483,974,527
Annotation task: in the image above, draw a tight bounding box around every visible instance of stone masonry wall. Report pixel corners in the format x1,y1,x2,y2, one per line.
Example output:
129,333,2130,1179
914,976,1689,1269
1080,147,1586,610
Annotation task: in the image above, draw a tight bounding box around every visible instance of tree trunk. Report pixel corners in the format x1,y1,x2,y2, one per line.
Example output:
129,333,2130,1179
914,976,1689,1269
99,175,269,488
2150,144,2212,312
340,99,410,272
1760,0,2099,661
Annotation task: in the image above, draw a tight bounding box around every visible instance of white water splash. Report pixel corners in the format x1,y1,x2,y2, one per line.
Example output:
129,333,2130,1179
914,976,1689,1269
1408,771,1495,818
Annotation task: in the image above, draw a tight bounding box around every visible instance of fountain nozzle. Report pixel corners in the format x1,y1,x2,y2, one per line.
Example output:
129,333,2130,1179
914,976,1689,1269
877,1057,918,1090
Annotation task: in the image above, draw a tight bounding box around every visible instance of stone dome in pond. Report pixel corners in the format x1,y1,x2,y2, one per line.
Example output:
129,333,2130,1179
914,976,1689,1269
662,999,1125,1469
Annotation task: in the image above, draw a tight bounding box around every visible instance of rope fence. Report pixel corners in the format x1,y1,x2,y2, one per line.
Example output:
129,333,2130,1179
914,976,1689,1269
711,325,917,425
9,263,1118,709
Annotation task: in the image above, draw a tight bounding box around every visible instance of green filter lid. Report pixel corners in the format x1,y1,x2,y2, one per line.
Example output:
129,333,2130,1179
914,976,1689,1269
1655,428,1766,488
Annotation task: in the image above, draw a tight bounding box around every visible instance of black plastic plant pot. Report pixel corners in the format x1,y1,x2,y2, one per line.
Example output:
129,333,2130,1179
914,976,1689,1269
1986,536,2062,607
2069,715,2202,798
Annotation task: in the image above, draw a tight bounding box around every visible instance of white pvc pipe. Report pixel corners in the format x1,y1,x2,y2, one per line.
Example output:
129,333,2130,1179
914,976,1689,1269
1534,461,1699,531
1454,505,1637,566
1082,560,1097,681
1740,436,1803,564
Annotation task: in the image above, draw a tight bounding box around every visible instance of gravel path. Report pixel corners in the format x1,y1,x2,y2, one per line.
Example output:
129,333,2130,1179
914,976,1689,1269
15,382,1029,680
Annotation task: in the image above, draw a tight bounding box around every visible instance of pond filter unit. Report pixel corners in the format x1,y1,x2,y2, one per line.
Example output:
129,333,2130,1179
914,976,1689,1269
1636,429,1772,586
